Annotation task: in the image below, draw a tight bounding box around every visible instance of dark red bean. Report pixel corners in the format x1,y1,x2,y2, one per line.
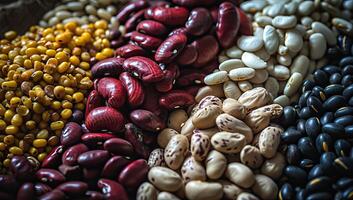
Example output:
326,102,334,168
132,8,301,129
185,85,203,96
200,59,219,74
10,156,35,182
117,0,148,23
155,63,180,92
209,6,218,23
85,107,125,133
144,2,170,19
191,35,219,67
16,183,35,200
0,175,19,193
124,123,151,159
83,168,101,180
115,44,146,58
185,8,212,36
36,169,66,187
150,6,189,26
41,145,64,168
159,90,195,110
176,44,198,66
130,31,163,50
34,183,52,196
141,86,162,115
118,159,149,188
85,90,104,119
172,0,216,7
101,156,131,179
62,143,89,166
81,133,116,147
123,56,164,83
155,33,187,63
38,189,66,200
110,38,126,49
98,179,128,200
125,9,146,32
168,27,189,37
85,191,105,200
119,72,145,107
137,20,168,37
236,7,252,36
0,192,14,200
103,138,134,156
57,181,88,197
177,69,206,87
58,164,82,180
216,2,240,48
77,150,110,168
96,78,127,109
60,122,82,147
91,57,125,79
130,109,165,132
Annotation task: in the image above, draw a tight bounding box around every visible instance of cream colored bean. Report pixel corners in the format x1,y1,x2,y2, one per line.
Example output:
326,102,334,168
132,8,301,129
261,152,286,180
198,96,223,110
255,16,273,26
223,81,242,100
332,17,353,34
226,162,255,188
164,135,189,170
238,81,253,92
265,77,279,98
192,105,222,129
180,118,195,139
240,0,268,13
185,181,223,200
191,132,211,161
237,192,260,200
219,180,244,200
204,71,229,85
254,48,271,61
285,1,299,15
158,128,179,148
211,132,247,153
272,15,297,29
252,175,278,200
237,36,264,52
85,5,97,15
137,182,158,200
219,59,244,72
181,156,206,182
258,126,282,158
216,114,253,143
238,87,272,110
268,65,290,80
229,68,256,81
244,104,283,133
88,15,99,23
241,52,267,69
97,8,112,20
284,72,303,97
193,127,219,138
148,148,165,168
48,17,60,26
277,54,292,66
273,95,290,107
168,109,188,132
311,22,336,46
254,26,264,39
67,2,84,11
148,167,183,192
264,4,285,17
249,69,269,84
226,46,243,59
290,55,310,77
285,30,303,53
222,98,248,120
158,192,180,200
298,1,315,16
309,33,327,60
195,85,225,103
205,150,227,179
56,11,72,20
240,145,263,169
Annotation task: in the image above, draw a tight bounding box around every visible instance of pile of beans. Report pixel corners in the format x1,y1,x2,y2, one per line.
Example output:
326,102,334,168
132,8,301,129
136,87,285,200
201,0,352,108
277,55,353,199
39,0,127,28
0,20,113,172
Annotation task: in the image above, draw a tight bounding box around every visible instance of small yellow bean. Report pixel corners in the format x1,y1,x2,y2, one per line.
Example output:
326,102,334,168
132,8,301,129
50,121,64,130
33,139,47,148
9,146,23,155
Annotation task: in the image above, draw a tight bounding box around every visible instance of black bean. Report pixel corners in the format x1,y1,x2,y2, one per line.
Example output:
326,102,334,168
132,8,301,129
315,133,333,154
308,164,325,180
286,144,301,165
281,128,303,144
306,192,332,200
335,178,353,190
279,183,295,200
334,115,353,126
342,186,353,200
305,176,332,194
307,96,323,114
342,65,353,76
312,86,326,101
300,159,315,169
303,79,316,92
334,140,351,157
329,73,342,84
333,157,353,176
338,36,352,56
323,65,341,75
323,95,346,112
320,112,334,125
322,123,346,138
339,56,353,68
296,188,307,200
342,85,353,99
334,107,353,118
305,117,321,139
314,70,329,87
297,119,306,134
299,91,312,108
320,152,336,173
341,75,353,87
280,106,297,127
349,96,353,106
284,165,307,186
298,106,316,119
298,137,319,161
345,125,353,136
324,84,344,97
350,147,353,158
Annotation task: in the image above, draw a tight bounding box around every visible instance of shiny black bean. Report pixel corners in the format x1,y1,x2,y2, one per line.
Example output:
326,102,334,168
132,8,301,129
303,79,316,92
333,157,353,176
299,91,311,108
349,96,353,106
308,164,325,180
342,186,353,200
323,65,341,75
284,165,307,186
341,75,353,87
324,84,344,97
280,106,297,127
343,85,353,99
286,144,301,165
306,96,323,114
306,192,332,200
305,117,321,139
322,123,346,138
298,106,316,119
320,152,336,173
279,183,295,200
300,159,315,169
345,125,353,137
334,107,353,118
306,176,333,194
335,115,353,126
314,70,329,87
320,112,334,125
342,65,353,76
335,178,353,190
298,137,319,161
339,56,353,68
297,119,306,134
296,189,307,200
312,86,326,101
351,147,353,158
323,95,346,112
281,128,303,144
315,133,333,154
329,73,342,84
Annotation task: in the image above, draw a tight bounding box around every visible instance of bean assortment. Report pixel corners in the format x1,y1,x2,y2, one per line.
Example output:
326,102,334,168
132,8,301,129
277,53,353,199
137,87,285,200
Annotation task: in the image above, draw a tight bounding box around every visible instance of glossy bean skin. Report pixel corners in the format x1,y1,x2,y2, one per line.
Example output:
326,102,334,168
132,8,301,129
136,20,168,37
123,56,164,83
191,35,219,67
236,7,252,36
61,122,82,147
62,144,89,166
85,191,105,200
118,159,149,188
85,107,125,133
58,164,82,180
119,72,145,107
176,44,198,66
77,150,110,168
81,133,116,148
34,183,52,196
101,156,131,179
130,31,163,50
96,78,127,109
185,8,212,36
36,169,66,187
41,145,64,168
10,156,35,182
150,6,189,26
115,44,146,58
97,179,128,200
124,123,151,159
155,33,187,64
117,0,148,23
0,175,19,193
125,9,146,32
172,0,216,7
85,90,104,118
130,109,165,132
216,2,239,48
16,183,35,200
155,63,180,93
91,58,125,79
177,69,205,87
104,138,134,156
57,181,88,197
159,90,195,110
38,189,66,200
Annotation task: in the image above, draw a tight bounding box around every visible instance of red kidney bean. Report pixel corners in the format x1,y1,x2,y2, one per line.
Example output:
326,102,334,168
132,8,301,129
41,145,64,168
130,31,163,50
236,7,252,36
185,8,212,36
176,44,198,66
125,9,146,32
118,159,148,188
57,181,88,197
130,109,165,132
38,189,66,200
0,175,19,193
98,179,128,200
10,156,35,182
83,168,101,180
124,123,151,159
155,33,187,63
137,20,168,37
58,164,82,179
119,72,145,107
177,69,206,86
91,58,125,79
85,107,125,133
216,2,240,48
200,58,219,74
110,38,126,49
16,183,35,200
115,44,146,58
168,27,189,37
144,2,170,19
36,169,65,187
150,6,189,26
60,122,82,147
191,35,219,67
155,63,180,92
141,86,163,115
34,183,52,196
159,90,195,110
71,110,83,123
0,192,14,200
81,133,116,147
85,191,105,200
96,78,127,109
185,85,203,96
85,90,104,118
77,150,110,168
209,6,218,23
117,0,148,23
123,56,164,83
103,138,134,156
172,0,216,7
108,30,121,40
101,156,131,179
62,143,89,166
